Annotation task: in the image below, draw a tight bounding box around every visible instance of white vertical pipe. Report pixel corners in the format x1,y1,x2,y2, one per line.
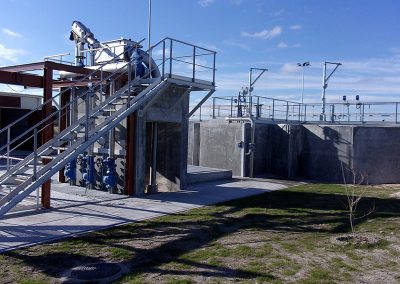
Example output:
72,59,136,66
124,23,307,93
148,0,152,77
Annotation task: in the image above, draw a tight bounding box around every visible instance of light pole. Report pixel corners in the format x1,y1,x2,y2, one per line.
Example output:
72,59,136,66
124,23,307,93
148,0,152,77
321,61,342,121
297,62,310,111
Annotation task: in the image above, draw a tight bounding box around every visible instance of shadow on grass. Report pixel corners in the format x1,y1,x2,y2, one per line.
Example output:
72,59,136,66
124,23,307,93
4,187,400,281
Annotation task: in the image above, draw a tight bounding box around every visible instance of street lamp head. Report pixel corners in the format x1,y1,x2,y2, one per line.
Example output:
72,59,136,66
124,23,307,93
298,62,311,67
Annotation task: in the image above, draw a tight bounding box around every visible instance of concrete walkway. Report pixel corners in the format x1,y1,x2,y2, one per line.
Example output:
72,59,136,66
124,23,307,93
0,178,297,253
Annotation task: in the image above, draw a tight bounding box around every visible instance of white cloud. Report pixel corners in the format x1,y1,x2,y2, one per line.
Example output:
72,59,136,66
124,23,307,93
223,39,250,51
277,42,288,49
271,9,284,17
289,25,303,31
213,55,400,103
277,42,301,49
2,28,22,38
241,26,282,39
198,0,214,7
280,63,300,74
0,44,26,63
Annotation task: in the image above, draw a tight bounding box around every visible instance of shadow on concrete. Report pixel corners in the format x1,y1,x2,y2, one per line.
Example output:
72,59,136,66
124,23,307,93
3,187,400,281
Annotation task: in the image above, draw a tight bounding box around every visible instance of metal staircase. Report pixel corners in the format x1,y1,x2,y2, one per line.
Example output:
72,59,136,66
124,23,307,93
0,37,217,218
0,75,169,216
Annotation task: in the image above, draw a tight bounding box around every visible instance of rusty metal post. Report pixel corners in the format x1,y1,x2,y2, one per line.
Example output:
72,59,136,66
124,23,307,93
125,113,136,196
41,66,53,209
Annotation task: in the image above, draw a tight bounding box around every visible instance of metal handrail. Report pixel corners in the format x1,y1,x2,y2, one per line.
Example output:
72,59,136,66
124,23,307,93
0,54,167,159
0,37,216,159
0,45,137,136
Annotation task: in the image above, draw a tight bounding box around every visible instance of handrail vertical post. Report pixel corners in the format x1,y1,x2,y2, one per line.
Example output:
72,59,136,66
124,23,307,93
199,105,202,121
396,102,398,124
85,92,89,141
6,128,10,170
100,69,103,96
34,127,39,209
272,99,275,120
212,52,216,85
230,97,233,117
212,97,216,119
298,103,301,122
127,62,131,107
304,104,307,122
33,128,37,181
361,103,365,123
192,46,196,82
169,39,173,76
286,102,289,121
162,40,165,79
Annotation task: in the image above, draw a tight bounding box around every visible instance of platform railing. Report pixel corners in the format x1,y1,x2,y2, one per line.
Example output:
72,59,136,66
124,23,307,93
150,37,216,85
192,96,400,124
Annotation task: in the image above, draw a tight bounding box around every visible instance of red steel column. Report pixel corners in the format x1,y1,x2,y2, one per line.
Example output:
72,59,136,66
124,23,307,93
41,65,53,208
124,113,136,196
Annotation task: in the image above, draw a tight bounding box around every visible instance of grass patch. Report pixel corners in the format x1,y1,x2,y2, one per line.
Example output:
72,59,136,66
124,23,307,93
1,183,400,283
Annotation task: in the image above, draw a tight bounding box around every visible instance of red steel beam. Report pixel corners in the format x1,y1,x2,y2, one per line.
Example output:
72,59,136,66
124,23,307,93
0,62,45,72
52,79,102,88
0,70,43,88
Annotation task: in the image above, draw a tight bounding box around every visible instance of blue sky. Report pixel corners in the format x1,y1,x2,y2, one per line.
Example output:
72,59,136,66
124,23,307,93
1,0,400,104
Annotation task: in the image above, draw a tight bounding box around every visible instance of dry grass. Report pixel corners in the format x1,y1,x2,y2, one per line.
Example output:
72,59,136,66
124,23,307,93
1,183,400,283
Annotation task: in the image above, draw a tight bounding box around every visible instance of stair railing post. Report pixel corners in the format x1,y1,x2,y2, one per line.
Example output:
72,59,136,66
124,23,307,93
162,40,165,80
286,101,289,121
230,97,233,117
212,97,216,119
128,61,131,107
272,99,275,120
33,127,39,209
33,128,37,181
100,68,103,96
169,39,173,76
85,92,89,141
199,105,202,121
6,128,10,171
304,104,307,122
192,46,196,82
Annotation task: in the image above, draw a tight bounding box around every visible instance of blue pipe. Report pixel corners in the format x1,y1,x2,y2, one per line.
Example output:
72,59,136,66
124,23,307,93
132,50,145,78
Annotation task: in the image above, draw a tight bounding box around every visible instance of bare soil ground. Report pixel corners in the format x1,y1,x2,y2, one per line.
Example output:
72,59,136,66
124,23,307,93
0,183,400,283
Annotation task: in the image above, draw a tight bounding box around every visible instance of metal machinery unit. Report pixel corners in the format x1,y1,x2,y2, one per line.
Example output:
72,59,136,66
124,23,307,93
0,21,216,217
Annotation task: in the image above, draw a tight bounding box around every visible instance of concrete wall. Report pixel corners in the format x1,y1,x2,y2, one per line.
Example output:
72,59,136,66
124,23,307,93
195,119,243,176
353,126,400,184
189,120,400,184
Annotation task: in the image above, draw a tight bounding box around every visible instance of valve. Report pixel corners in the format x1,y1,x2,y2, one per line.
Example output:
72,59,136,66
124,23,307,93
64,159,77,184
103,157,117,192
82,155,95,185
248,142,256,151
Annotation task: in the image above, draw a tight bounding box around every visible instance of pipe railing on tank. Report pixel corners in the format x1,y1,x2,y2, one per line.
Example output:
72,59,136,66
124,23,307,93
198,95,400,125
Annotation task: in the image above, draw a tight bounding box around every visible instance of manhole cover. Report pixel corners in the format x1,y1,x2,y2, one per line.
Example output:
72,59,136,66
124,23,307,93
62,262,126,283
